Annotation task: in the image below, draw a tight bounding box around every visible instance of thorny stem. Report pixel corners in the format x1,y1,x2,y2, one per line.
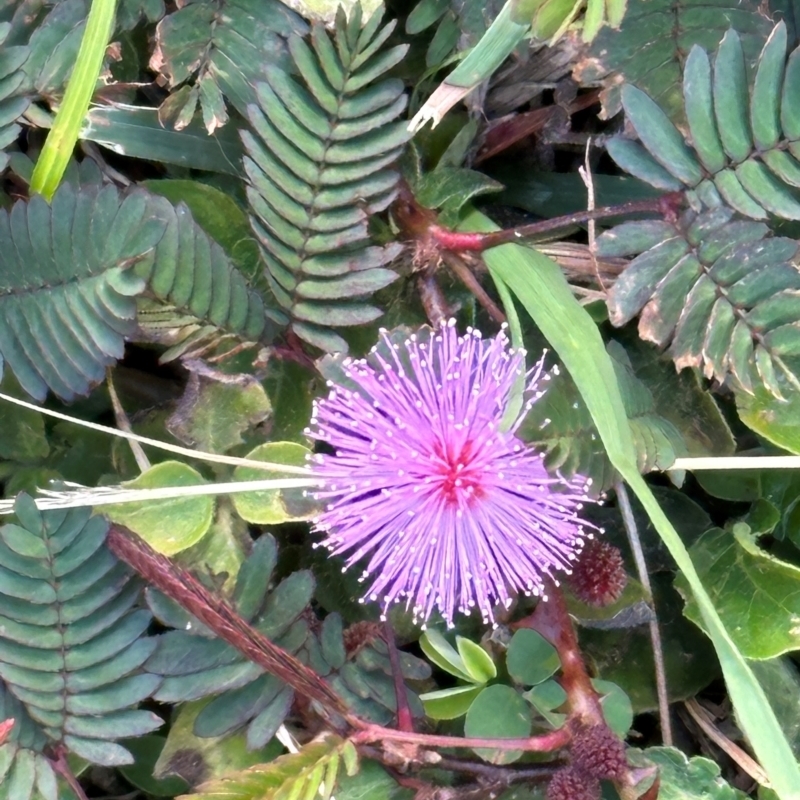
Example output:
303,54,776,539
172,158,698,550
615,481,673,745
111,526,592,769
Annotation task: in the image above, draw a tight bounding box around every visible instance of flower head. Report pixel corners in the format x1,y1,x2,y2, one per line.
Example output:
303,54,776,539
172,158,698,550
306,320,594,627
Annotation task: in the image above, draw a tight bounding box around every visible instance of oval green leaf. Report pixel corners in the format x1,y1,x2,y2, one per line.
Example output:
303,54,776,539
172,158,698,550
105,461,213,555
464,685,532,764
456,637,496,684
506,629,560,686
420,685,483,720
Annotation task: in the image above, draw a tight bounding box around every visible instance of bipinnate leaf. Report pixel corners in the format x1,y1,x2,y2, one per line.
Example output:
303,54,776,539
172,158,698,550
520,340,712,488
179,734,357,800
607,22,800,223
0,496,161,776
151,0,308,131
0,184,166,402
134,197,283,346
474,208,800,798
0,24,30,173
597,205,800,397
675,523,800,659
146,532,426,743
243,6,408,351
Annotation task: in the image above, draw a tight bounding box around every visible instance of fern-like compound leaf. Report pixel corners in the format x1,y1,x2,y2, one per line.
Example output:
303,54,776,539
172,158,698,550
0,184,168,402
0,684,55,800
597,206,800,396
578,0,772,122
134,198,285,346
0,495,161,782
151,0,308,132
608,22,800,221
0,22,30,173
0,181,282,402
180,734,358,800
242,6,408,352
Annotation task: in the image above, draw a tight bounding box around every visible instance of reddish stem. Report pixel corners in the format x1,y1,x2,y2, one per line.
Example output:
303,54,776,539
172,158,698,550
50,747,90,800
430,193,684,253
383,619,415,733
353,723,572,752
518,581,606,727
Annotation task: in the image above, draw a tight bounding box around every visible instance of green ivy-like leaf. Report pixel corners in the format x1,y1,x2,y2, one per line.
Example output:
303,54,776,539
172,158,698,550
105,461,214,556
676,523,800,659
628,746,748,799
242,6,408,352
735,379,800,453
153,698,284,788
232,442,318,524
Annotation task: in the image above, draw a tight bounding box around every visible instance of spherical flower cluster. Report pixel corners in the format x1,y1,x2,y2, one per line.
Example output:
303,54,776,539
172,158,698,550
305,320,595,627
568,539,627,607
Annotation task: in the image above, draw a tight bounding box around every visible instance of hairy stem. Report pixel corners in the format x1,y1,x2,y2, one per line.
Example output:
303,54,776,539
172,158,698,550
106,525,358,726
352,724,571,752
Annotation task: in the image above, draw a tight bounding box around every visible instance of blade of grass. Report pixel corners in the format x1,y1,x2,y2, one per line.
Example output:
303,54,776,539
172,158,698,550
409,0,529,130
463,208,800,800
30,0,116,199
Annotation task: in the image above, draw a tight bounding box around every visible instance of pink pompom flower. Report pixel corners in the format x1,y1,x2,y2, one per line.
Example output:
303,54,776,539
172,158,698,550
306,320,594,627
